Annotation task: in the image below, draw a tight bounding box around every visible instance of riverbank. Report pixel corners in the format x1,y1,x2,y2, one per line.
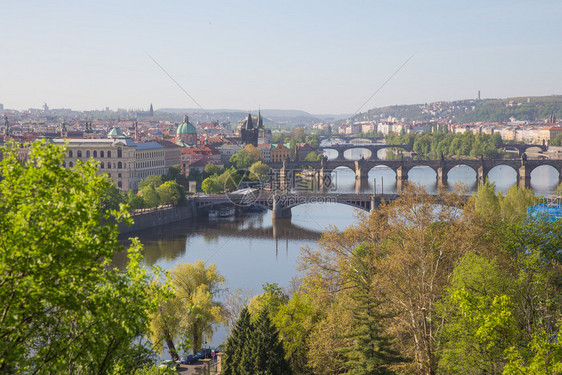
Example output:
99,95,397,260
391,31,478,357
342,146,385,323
119,203,198,234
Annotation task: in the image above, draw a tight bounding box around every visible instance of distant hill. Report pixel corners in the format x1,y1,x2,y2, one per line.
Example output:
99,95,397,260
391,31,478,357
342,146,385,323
355,95,562,123
157,108,348,126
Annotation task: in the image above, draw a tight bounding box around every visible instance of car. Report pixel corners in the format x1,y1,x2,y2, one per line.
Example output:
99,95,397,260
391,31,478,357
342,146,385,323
180,354,197,364
195,348,213,359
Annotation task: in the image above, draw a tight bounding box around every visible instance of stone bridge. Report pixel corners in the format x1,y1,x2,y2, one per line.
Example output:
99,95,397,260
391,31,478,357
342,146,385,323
318,142,548,161
193,192,398,219
318,143,413,160
267,155,562,190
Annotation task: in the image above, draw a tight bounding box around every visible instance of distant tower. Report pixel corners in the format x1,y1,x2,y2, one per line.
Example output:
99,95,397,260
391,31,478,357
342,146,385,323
61,120,68,138
3,115,10,137
240,113,258,146
134,121,139,141
149,103,154,117
478,90,481,100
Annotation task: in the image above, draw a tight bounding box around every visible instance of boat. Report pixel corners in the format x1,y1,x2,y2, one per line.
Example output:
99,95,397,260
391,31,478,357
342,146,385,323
219,206,235,217
208,209,219,218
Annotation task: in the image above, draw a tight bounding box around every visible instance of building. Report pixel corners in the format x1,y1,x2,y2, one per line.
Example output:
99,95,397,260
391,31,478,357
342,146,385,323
217,144,243,164
53,135,175,192
270,143,290,162
295,143,315,161
175,116,197,146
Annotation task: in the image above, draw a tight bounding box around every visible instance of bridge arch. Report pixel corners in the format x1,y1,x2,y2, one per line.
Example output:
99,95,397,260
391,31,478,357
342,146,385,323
530,164,560,188
446,164,478,186
343,147,373,161
487,164,518,190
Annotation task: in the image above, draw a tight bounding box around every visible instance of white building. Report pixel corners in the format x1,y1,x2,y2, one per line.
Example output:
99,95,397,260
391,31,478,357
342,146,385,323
53,137,179,191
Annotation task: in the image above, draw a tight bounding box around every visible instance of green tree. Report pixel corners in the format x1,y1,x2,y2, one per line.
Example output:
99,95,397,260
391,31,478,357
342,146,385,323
156,180,185,205
0,140,168,373
102,182,127,211
128,189,146,210
230,149,257,169
172,261,224,354
204,163,224,177
551,133,562,146
163,164,187,186
141,184,161,208
437,253,517,374
304,151,323,161
223,307,252,375
248,161,271,182
202,176,223,194
139,174,164,189
250,310,292,375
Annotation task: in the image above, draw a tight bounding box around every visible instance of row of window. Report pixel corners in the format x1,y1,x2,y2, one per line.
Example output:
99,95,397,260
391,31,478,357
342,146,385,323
138,151,164,159
68,147,123,159
64,160,127,169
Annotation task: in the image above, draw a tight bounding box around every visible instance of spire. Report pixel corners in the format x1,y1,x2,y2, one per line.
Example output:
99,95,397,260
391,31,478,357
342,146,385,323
245,113,254,130
149,103,154,116
257,109,264,129
184,115,189,123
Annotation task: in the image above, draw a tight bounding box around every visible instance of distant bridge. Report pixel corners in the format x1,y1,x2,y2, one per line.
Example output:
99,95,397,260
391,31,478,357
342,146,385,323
193,191,398,219
267,155,562,190
317,142,548,161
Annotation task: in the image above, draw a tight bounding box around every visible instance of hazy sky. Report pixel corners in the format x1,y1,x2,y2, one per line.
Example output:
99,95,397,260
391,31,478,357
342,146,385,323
2,0,561,114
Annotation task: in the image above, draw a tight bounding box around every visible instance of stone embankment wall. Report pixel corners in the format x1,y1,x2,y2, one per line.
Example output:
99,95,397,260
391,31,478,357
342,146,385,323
119,202,198,234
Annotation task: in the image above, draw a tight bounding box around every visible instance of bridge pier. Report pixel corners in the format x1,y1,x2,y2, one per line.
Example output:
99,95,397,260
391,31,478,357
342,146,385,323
316,168,332,192
477,166,488,186
396,166,408,192
272,195,292,219
437,167,448,187
355,177,369,194
518,165,531,189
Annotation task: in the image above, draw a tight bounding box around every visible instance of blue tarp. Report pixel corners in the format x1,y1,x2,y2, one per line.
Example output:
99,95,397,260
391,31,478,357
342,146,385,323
527,204,562,222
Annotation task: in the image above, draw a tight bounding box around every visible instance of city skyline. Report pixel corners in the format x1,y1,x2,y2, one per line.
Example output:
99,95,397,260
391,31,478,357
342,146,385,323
2,0,561,114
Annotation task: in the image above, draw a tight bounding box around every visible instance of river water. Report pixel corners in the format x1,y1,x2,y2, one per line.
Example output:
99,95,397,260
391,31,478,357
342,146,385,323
119,146,560,351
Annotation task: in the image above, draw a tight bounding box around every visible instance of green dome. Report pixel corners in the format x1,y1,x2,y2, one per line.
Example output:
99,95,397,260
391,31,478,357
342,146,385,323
176,116,196,135
107,127,123,137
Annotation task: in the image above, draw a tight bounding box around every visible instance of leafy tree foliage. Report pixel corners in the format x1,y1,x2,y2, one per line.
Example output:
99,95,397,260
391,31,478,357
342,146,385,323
0,140,169,373
149,261,224,357
304,151,323,161
139,174,164,189
249,161,271,182
223,307,291,375
230,149,258,169
387,131,502,159
156,180,186,205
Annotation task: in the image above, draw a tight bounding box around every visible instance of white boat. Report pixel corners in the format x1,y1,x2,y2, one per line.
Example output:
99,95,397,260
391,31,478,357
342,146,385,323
208,209,219,218
219,206,235,217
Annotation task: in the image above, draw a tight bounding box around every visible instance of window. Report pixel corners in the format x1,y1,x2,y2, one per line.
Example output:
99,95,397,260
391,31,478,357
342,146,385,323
108,151,112,158
62,162,66,168
86,150,90,158
68,150,73,157
93,150,97,158
117,161,122,169
100,162,104,169
77,150,82,158
117,181,122,188
118,173,122,178
117,147,122,158
69,161,73,167
107,162,111,169
100,150,105,158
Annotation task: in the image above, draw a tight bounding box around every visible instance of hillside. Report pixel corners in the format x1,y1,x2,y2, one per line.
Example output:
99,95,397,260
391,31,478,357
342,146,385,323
356,95,562,123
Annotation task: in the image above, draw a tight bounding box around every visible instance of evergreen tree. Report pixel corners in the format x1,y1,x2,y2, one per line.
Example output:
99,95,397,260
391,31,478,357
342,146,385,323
342,244,404,375
223,308,252,375
250,310,292,375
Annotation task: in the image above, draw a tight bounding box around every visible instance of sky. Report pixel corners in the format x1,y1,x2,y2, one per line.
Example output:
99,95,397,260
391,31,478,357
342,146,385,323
2,0,561,114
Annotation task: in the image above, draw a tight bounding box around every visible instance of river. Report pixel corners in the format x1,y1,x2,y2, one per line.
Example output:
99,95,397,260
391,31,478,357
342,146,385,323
119,147,560,352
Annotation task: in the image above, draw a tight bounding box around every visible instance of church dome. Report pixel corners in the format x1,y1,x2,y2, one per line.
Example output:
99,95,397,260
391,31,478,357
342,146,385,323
176,116,196,135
